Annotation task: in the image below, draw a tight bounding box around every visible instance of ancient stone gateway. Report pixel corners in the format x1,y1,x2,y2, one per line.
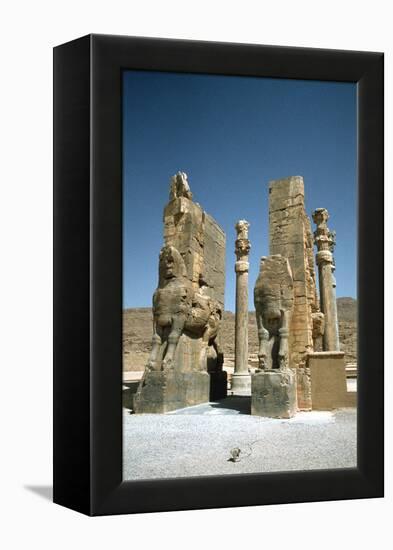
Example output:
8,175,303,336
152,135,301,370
132,172,350,416
251,175,351,417
133,172,226,413
252,176,324,417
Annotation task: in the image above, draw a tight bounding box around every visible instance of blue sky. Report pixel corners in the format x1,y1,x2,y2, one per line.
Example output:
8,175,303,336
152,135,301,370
123,70,357,311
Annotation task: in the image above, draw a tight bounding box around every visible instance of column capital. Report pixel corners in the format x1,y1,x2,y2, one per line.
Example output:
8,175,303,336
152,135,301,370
312,207,329,227
235,220,251,261
235,219,250,239
313,208,334,254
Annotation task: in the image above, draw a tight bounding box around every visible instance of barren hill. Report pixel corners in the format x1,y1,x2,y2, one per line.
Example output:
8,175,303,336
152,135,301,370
123,297,357,371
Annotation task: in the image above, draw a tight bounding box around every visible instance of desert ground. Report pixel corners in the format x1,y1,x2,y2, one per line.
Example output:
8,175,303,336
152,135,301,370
122,297,357,481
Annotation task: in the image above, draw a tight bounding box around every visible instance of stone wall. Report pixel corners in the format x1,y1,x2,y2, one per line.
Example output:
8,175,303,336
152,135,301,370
269,176,320,409
308,352,355,410
133,173,226,413
163,198,225,310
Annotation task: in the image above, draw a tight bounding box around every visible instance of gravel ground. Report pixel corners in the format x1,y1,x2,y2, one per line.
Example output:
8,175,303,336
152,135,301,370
123,397,357,481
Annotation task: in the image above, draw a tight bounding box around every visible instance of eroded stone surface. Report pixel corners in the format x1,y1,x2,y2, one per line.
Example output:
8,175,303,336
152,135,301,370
254,255,294,371
251,369,297,418
133,371,210,414
133,173,226,413
232,220,252,394
313,208,340,351
308,352,350,410
252,253,297,417
267,176,322,410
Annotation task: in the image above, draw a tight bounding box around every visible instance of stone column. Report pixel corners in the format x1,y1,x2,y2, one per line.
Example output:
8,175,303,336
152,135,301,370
330,229,340,350
312,208,340,351
231,220,251,395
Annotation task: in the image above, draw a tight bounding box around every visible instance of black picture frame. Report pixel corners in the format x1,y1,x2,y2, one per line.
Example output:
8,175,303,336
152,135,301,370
53,34,384,516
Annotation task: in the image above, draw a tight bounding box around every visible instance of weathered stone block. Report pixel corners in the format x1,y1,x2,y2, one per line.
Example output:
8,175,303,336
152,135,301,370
308,352,349,410
296,366,312,411
254,255,294,371
251,369,297,418
269,175,304,198
134,172,226,413
268,176,320,410
133,370,210,413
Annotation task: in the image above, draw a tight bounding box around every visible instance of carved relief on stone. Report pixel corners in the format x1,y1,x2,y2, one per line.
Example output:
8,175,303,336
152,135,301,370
312,208,334,259
235,219,250,241
254,255,294,371
234,220,251,272
234,219,251,267
232,220,251,393
147,245,223,372
235,239,251,259
312,207,340,351
134,173,226,413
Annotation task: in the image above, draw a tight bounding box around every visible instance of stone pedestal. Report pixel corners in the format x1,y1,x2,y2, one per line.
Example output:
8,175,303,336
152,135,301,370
251,369,297,418
133,371,210,414
231,372,252,395
232,220,251,395
308,351,349,410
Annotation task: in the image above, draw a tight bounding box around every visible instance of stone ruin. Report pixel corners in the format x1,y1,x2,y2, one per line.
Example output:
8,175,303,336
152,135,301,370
252,255,297,417
133,172,226,413
312,207,340,351
133,172,353,417
231,220,252,395
251,176,351,417
270,177,321,407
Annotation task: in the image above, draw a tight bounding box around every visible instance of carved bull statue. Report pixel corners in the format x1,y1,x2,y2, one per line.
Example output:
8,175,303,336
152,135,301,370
254,255,294,371
147,245,223,372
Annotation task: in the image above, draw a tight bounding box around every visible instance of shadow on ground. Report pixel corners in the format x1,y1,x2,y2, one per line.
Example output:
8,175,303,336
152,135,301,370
24,485,53,501
210,396,251,415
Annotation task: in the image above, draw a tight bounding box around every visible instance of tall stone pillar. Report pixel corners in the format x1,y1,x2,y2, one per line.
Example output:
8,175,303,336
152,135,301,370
331,268,340,348
133,172,226,413
268,176,319,410
231,220,251,395
312,208,340,351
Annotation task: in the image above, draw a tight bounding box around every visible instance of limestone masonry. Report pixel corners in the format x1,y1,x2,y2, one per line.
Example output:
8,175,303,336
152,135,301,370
312,208,340,351
251,176,350,417
264,176,320,411
132,172,355,417
232,220,252,395
133,172,226,413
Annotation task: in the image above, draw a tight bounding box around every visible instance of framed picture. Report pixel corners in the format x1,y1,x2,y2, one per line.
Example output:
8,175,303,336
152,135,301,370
53,34,383,516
